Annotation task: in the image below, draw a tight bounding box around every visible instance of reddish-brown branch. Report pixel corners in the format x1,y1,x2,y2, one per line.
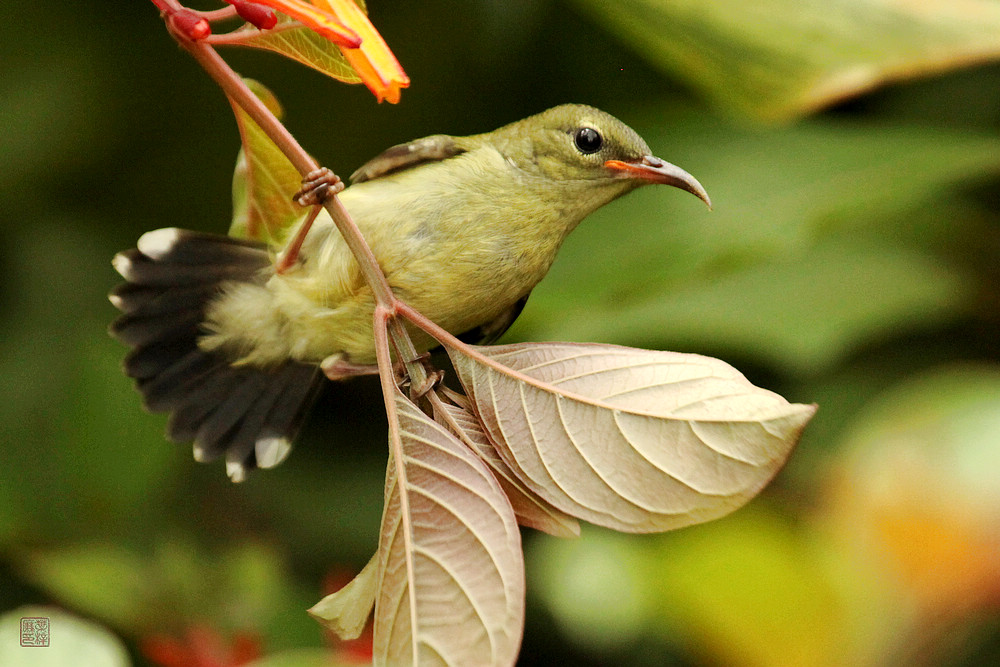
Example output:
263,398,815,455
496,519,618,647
191,6,239,22
153,0,429,389
275,205,322,274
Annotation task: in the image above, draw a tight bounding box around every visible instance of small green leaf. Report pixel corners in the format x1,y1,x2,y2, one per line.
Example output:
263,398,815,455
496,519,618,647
229,79,306,246
527,529,650,652
226,16,361,85
309,554,377,640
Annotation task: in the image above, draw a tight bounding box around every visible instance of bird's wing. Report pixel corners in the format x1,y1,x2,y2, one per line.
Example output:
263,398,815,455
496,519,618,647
350,134,468,183
455,293,530,346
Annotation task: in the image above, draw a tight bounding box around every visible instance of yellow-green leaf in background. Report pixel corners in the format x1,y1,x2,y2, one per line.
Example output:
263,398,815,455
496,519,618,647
229,79,306,247
309,554,377,640
571,0,1000,121
529,510,855,667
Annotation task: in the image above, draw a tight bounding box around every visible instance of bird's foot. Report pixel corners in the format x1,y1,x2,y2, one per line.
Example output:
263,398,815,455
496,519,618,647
402,352,444,398
294,167,344,207
320,352,443,396
410,369,444,399
320,354,379,381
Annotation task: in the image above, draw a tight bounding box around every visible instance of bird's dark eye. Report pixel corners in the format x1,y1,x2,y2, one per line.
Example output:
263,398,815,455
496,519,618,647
574,127,603,154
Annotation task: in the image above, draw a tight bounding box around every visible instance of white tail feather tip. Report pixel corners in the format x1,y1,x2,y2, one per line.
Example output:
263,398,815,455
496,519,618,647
137,227,184,260
226,460,248,483
256,437,292,469
111,253,133,279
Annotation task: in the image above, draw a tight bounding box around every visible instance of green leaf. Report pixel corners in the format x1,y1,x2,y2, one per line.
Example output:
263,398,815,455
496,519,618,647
510,111,998,374
643,510,848,667
225,15,361,85
527,529,651,652
309,554,377,640
22,540,316,644
23,546,149,631
0,223,177,546
229,79,306,246
571,0,1000,121
0,607,130,667
544,241,967,376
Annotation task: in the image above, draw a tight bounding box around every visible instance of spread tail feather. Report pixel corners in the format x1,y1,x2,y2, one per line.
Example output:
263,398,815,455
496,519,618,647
109,228,323,482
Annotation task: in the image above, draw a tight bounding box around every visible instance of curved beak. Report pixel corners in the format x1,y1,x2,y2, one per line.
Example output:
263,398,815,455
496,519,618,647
605,155,712,209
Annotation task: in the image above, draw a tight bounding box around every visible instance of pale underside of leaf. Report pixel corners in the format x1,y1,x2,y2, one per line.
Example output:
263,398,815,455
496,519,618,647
435,400,580,538
373,389,524,667
447,342,816,533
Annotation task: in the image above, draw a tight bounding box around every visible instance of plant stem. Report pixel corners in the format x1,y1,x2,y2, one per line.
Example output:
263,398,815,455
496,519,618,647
160,4,429,389
191,7,238,22
372,307,420,659
184,41,397,301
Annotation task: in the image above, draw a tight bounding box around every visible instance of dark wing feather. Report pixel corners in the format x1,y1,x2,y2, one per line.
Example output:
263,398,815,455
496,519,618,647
456,294,530,346
350,134,467,183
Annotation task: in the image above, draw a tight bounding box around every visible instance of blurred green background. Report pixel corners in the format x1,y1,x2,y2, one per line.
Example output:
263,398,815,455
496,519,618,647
2,1,1000,665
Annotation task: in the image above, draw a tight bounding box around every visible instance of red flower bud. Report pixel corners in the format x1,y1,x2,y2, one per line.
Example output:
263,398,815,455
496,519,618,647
169,9,211,40
231,1,278,30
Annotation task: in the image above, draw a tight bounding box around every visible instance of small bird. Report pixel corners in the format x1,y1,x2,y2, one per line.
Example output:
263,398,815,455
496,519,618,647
110,104,710,481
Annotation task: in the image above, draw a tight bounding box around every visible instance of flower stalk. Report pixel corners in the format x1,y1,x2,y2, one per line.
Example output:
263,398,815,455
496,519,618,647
153,0,426,390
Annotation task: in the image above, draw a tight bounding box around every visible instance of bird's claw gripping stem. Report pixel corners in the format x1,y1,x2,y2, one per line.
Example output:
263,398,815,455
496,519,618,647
294,167,344,207
401,351,443,399
277,168,346,274
409,369,445,399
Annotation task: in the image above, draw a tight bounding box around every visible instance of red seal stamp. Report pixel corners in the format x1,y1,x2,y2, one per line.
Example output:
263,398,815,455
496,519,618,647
20,616,50,647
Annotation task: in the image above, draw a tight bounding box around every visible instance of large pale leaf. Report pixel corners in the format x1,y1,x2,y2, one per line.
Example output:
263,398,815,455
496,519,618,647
374,389,524,667
229,79,306,246
572,0,1000,121
447,342,815,533
224,15,361,84
435,400,580,538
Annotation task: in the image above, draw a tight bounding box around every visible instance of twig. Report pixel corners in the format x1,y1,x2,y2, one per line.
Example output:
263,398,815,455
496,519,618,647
156,2,429,389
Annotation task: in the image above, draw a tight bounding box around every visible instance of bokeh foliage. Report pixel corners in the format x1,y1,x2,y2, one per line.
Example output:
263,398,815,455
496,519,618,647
1,1,998,665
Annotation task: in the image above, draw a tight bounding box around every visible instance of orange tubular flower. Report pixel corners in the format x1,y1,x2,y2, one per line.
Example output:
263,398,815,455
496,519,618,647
312,0,410,103
250,0,361,47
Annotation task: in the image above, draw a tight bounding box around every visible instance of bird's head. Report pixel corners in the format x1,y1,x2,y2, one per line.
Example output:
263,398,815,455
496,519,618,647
486,104,711,210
